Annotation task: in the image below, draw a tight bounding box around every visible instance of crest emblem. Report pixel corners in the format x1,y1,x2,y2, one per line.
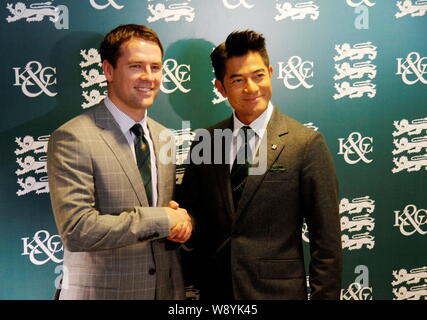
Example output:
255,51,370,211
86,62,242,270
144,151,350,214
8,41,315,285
333,42,377,100
340,196,375,214
15,135,49,155
340,196,376,251
6,2,60,23
6,1,68,29
275,1,320,21
333,62,376,81
393,136,427,155
392,266,427,300
333,81,376,99
392,155,427,173
16,156,47,175
334,42,377,61
396,0,427,18
392,117,427,173
16,176,49,196
80,48,107,109
147,1,195,23
341,233,375,250
15,135,50,196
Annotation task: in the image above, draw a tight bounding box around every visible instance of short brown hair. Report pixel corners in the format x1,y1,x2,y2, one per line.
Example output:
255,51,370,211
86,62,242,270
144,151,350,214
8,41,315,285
210,30,270,83
100,24,164,68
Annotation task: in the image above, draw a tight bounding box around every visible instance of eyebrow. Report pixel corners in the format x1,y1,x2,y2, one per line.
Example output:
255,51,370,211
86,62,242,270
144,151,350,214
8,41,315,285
127,60,162,65
228,68,266,79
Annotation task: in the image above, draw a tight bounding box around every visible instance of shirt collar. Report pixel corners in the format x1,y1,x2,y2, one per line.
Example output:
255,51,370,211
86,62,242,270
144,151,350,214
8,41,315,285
232,101,274,139
104,97,148,136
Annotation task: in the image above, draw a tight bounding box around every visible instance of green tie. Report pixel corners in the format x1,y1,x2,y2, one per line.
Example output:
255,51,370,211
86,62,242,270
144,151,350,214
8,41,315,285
130,124,153,206
230,126,254,211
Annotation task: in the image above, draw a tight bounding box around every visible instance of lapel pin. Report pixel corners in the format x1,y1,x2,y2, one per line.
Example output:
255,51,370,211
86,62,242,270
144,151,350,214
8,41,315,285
271,144,277,150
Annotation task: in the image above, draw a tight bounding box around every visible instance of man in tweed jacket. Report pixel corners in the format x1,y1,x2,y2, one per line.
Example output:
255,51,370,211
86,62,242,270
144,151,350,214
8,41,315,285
47,24,192,300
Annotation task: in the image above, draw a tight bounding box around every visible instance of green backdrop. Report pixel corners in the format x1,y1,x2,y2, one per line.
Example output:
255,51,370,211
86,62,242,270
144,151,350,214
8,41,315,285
0,0,426,300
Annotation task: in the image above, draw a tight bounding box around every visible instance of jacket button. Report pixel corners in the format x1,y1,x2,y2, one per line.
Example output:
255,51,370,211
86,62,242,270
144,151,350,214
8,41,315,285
149,268,156,275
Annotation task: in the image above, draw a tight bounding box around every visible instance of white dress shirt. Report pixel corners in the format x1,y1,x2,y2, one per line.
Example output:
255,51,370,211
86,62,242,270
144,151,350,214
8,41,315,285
104,97,158,206
229,101,274,171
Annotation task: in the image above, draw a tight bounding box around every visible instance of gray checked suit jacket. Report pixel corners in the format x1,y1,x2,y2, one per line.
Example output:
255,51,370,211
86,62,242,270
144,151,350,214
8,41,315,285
47,102,184,300
180,107,342,300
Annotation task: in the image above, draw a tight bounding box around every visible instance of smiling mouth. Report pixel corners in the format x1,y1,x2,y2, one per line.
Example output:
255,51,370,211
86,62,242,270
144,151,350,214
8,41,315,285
135,87,153,92
244,96,261,102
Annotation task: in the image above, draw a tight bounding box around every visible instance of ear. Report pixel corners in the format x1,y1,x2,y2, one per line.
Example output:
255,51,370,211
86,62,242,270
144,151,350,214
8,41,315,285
268,65,273,78
102,60,114,83
214,79,227,98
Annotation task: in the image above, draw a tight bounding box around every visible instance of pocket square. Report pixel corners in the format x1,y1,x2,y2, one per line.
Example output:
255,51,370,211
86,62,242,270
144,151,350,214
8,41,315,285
269,164,286,172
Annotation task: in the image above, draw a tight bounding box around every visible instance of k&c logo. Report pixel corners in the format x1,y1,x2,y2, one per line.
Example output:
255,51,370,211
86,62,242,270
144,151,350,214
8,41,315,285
13,61,57,97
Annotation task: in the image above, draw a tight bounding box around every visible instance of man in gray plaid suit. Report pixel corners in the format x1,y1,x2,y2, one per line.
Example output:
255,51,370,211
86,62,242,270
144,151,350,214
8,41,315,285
47,24,192,300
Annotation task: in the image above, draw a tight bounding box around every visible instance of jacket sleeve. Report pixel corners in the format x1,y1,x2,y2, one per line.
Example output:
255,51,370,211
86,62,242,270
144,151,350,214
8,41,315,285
301,131,343,300
47,128,171,252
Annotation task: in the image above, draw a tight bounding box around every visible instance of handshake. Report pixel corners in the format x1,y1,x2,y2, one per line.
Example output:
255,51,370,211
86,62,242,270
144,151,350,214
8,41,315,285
165,201,192,243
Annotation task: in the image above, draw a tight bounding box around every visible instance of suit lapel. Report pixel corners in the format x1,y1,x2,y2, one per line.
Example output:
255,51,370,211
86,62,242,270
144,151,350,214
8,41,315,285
235,108,289,221
147,117,173,207
94,103,148,206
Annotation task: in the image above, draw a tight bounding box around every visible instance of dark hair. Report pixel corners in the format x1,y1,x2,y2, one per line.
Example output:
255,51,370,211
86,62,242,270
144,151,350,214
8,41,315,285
210,30,270,83
100,24,164,68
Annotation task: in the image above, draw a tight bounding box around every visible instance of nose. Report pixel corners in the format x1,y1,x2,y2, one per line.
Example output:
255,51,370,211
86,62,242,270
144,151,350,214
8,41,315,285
244,78,258,93
140,65,154,81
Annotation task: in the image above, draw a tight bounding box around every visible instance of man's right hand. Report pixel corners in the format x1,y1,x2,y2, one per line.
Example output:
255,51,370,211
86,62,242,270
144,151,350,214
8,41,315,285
165,201,192,243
